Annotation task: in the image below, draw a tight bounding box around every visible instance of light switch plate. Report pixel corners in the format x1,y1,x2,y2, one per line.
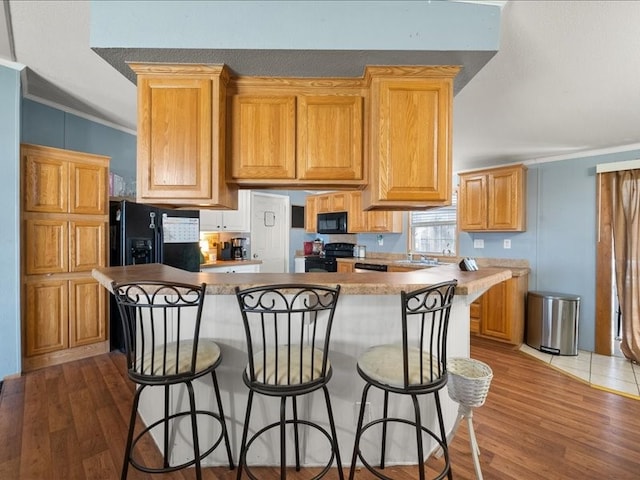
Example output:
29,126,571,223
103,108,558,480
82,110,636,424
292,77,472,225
473,239,484,248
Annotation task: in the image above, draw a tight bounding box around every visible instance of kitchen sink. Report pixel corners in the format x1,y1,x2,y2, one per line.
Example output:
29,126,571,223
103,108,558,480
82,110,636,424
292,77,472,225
394,259,441,266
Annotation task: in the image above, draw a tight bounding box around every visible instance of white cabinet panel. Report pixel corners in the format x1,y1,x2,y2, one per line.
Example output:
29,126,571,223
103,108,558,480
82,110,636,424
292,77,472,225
200,263,260,273
200,190,251,232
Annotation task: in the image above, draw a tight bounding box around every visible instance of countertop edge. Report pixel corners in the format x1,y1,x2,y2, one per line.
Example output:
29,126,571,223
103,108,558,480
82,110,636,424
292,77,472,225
93,263,511,297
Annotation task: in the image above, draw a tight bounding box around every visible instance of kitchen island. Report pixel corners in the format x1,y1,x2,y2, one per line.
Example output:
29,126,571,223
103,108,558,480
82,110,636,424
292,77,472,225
93,263,510,469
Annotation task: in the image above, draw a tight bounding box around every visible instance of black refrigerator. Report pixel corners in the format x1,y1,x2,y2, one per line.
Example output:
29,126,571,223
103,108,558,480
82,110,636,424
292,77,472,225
109,200,201,350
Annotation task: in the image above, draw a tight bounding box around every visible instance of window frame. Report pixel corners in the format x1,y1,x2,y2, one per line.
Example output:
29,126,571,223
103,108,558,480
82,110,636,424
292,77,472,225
407,190,458,256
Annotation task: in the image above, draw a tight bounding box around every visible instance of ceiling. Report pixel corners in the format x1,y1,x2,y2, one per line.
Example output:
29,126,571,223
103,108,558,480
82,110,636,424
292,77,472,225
3,1,640,172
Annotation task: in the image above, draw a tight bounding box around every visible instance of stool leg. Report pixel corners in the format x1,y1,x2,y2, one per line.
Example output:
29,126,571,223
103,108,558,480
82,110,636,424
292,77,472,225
410,394,426,480
349,383,372,480
237,389,255,480
280,396,287,480
211,371,235,469
292,396,301,471
121,385,144,480
185,380,203,480
163,384,170,469
380,390,389,469
433,391,452,480
322,385,344,480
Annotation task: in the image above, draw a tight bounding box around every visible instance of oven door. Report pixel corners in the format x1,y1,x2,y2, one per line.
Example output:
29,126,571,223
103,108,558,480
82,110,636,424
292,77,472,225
305,256,337,272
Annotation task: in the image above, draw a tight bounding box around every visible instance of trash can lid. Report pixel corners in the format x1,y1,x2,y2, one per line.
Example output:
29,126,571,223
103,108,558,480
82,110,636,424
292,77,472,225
528,291,581,301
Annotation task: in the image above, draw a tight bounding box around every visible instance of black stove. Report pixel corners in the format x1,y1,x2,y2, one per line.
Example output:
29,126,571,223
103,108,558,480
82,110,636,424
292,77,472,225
305,242,355,272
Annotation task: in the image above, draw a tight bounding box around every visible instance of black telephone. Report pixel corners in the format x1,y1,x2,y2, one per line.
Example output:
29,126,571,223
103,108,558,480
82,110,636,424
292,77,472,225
459,257,479,271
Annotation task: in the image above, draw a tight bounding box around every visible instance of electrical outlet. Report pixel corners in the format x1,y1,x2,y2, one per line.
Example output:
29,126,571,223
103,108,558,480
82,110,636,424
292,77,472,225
473,239,484,249
377,235,384,246
504,239,511,249
354,401,372,426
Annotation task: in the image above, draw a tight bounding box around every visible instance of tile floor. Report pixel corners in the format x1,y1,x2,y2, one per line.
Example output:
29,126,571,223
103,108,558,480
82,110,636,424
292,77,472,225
519,343,640,399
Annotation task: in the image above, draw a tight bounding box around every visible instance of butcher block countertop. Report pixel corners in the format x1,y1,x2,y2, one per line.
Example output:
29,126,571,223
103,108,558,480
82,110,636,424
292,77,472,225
92,263,511,297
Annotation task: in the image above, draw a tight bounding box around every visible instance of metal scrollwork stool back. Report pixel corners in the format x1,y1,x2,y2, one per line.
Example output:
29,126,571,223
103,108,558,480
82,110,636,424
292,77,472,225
111,280,234,480
234,283,344,480
349,280,458,480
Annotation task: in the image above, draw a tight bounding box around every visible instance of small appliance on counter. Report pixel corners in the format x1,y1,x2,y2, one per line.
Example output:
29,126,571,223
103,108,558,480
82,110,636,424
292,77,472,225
218,241,233,260
231,237,247,260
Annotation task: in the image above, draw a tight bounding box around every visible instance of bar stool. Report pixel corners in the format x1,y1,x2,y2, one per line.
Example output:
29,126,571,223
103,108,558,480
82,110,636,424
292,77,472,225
234,284,344,480
445,357,493,480
111,281,235,480
349,280,458,480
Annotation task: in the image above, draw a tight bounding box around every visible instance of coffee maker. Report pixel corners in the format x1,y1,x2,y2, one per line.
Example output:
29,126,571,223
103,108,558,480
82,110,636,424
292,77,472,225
231,237,247,260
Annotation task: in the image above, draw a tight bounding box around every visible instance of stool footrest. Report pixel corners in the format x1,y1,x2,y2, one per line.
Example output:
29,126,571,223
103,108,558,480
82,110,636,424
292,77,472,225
128,410,226,475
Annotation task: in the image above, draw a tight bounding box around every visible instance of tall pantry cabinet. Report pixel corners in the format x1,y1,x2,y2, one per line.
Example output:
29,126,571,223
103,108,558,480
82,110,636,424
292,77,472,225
21,144,110,372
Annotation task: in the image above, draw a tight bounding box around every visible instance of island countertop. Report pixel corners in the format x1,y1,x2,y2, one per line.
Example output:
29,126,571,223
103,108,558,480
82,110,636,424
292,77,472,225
92,262,511,297
93,262,510,467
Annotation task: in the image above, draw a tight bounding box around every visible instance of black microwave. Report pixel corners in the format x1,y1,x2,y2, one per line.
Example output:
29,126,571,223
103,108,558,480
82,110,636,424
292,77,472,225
317,212,348,234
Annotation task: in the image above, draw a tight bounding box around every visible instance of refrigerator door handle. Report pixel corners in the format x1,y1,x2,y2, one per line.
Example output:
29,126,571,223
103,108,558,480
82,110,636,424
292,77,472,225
149,211,156,229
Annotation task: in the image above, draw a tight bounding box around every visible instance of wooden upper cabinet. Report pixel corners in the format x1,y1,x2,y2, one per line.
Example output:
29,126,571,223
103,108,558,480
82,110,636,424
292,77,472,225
459,164,527,232
297,95,363,181
23,152,68,213
363,66,460,210
230,95,296,180
308,190,402,233
228,78,366,189
70,162,107,214
346,191,368,233
129,63,237,208
304,195,317,233
22,143,109,215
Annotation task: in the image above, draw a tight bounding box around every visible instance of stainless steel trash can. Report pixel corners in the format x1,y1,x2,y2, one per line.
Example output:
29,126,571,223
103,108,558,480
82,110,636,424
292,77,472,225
526,291,580,356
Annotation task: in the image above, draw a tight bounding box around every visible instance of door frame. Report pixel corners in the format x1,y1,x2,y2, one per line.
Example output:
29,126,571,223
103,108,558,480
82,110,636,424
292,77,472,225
250,192,290,273
595,172,613,356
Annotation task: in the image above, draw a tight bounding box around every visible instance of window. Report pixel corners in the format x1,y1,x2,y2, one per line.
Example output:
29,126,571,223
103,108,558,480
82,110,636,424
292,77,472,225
409,192,457,255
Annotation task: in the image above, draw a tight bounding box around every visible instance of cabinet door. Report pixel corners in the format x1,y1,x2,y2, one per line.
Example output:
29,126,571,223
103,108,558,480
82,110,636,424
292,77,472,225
69,162,107,214
200,209,223,231
337,262,354,273
347,192,368,233
488,167,526,231
69,278,106,347
316,195,332,213
297,95,363,181
367,211,403,233
480,281,512,342
23,152,68,213
330,192,348,212
137,75,213,200
365,68,458,209
470,300,481,334
25,219,68,274
69,221,106,272
221,190,251,231
24,279,68,356
458,173,488,231
305,196,317,233
230,95,296,179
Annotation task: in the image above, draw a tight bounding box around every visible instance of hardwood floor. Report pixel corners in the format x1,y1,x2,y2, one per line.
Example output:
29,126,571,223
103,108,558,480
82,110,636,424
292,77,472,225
2,336,640,479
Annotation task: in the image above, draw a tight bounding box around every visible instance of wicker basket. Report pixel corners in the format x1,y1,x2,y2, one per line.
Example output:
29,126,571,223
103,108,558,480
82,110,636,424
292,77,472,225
447,357,493,408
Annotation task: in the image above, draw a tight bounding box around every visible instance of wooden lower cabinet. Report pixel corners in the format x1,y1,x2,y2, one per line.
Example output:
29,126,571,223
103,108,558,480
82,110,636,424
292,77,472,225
24,279,69,357
337,261,354,273
470,274,528,345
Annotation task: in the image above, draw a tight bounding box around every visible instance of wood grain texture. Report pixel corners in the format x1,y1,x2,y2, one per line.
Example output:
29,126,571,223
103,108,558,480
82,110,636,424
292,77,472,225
2,338,640,479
